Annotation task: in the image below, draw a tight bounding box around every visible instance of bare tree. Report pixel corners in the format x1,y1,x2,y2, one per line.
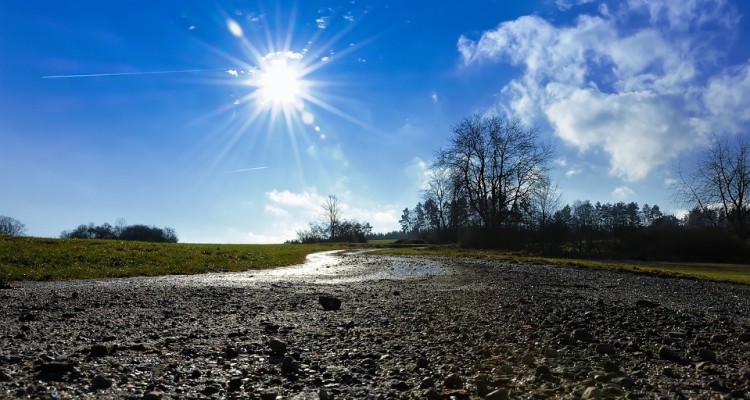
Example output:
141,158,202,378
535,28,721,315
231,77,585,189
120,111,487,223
0,215,26,236
322,195,342,241
435,114,554,231
675,136,750,241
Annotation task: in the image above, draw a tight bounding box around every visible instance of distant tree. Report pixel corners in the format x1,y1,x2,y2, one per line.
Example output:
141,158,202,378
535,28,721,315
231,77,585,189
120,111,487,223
435,114,554,232
61,221,178,243
0,215,26,236
399,208,412,234
322,195,342,241
675,136,750,241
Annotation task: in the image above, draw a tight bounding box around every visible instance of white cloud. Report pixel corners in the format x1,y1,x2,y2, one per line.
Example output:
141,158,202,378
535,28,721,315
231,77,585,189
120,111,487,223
458,0,747,181
565,168,582,178
612,186,636,200
405,157,433,190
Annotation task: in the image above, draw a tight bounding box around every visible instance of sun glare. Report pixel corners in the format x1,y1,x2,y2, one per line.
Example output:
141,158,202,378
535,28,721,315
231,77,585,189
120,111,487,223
255,53,305,107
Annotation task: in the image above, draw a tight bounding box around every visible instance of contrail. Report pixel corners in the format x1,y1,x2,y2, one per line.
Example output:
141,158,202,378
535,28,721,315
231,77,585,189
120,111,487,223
221,166,269,174
42,68,234,79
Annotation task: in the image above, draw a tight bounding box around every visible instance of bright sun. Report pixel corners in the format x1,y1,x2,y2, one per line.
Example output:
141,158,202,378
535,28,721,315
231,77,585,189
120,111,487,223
254,52,307,111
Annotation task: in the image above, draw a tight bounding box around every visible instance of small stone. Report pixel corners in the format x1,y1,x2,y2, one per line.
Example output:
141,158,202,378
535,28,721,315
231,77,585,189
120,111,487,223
359,358,377,370
224,346,239,359
612,376,635,389
91,374,113,390
521,353,536,366
485,389,510,400
415,357,429,369
582,386,600,399
444,373,463,389
318,295,342,311
228,378,243,391
281,356,299,374
420,377,435,389
635,299,659,308
89,344,109,357
202,385,221,395
260,392,277,400
268,338,287,356
544,348,558,358
141,391,163,400
319,388,332,400
710,334,728,343
392,381,410,391
738,332,750,343
573,329,593,342
535,365,551,377
658,346,684,363
596,343,616,355
423,388,441,400
698,348,717,362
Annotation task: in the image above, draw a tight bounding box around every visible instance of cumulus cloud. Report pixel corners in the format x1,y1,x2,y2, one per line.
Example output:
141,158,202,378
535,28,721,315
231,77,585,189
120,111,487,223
458,0,748,181
611,185,636,200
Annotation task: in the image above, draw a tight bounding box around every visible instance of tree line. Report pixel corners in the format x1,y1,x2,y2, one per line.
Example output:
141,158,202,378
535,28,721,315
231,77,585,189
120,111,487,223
290,195,373,243
397,114,750,262
61,220,178,243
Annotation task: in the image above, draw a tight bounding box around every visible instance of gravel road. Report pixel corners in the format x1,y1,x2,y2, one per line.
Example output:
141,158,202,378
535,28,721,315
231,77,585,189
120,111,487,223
1,250,749,399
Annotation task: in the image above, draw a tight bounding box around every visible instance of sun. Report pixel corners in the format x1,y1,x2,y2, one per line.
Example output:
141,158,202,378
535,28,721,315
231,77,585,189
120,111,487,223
251,52,309,114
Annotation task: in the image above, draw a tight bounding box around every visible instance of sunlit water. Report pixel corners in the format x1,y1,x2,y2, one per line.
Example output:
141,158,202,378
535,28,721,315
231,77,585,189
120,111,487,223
19,250,449,289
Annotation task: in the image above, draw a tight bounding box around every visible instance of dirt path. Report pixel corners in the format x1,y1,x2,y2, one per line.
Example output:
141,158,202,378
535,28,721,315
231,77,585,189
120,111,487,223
1,251,749,399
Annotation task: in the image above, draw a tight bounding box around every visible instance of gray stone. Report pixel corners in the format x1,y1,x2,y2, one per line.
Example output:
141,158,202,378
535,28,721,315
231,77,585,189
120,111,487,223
91,374,113,390
444,373,463,389
423,388,441,400
582,386,600,399
595,343,616,355
202,385,221,395
89,344,109,357
318,295,342,311
658,346,684,363
698,348,717,362
281,356,299,374
269,338,287,355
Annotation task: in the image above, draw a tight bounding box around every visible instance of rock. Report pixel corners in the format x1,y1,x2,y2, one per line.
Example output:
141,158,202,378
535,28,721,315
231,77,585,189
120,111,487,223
573,329,593,342
202,385,221,395
444,373,463,389
281,356,299,374
392,381,410,391
89,344,109,357
738,332,750,343
423,388,441,400
544,348,558,358
521,352,536,366
612,376,635,389
318,388,332,400
658,346,684,363
635,300,659,308
318,295,342,311
415,357,429,369
224,346,239,359
260,392,278,400
581,386,601,399
269,338,287,355
710,334,728,343
485,389,510,400
37,362,76,377
228,377,243,391
359,358,377,370
595,343,616,355
535,365,551,377
698,348,717,362
91,374,113,390
0,369,11,382
420,377,435,389
141,391,163,400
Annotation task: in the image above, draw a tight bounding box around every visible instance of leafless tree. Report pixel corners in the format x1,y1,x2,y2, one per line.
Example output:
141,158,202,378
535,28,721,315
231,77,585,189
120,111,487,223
0,215,26,236
322,195,342,241
435,114,554,231
675,136,750,241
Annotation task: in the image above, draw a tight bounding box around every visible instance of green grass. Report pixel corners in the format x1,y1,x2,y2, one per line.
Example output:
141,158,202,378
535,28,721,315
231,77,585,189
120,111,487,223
0,235,341,282
373,245,750,285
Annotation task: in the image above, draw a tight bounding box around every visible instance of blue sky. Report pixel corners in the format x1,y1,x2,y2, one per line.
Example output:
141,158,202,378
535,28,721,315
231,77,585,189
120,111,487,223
2,0,750,243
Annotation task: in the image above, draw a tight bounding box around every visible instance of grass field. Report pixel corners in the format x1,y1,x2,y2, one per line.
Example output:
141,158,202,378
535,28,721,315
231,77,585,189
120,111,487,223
0,235,341,282
373,245,750,285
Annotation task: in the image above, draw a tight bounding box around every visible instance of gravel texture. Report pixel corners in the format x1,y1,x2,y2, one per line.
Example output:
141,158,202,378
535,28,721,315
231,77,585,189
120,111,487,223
1,250,749,399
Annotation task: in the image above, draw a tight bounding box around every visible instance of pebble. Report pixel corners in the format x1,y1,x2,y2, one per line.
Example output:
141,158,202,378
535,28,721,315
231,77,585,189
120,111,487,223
318,295,342,311
269,338,287,356
595,343,616,355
